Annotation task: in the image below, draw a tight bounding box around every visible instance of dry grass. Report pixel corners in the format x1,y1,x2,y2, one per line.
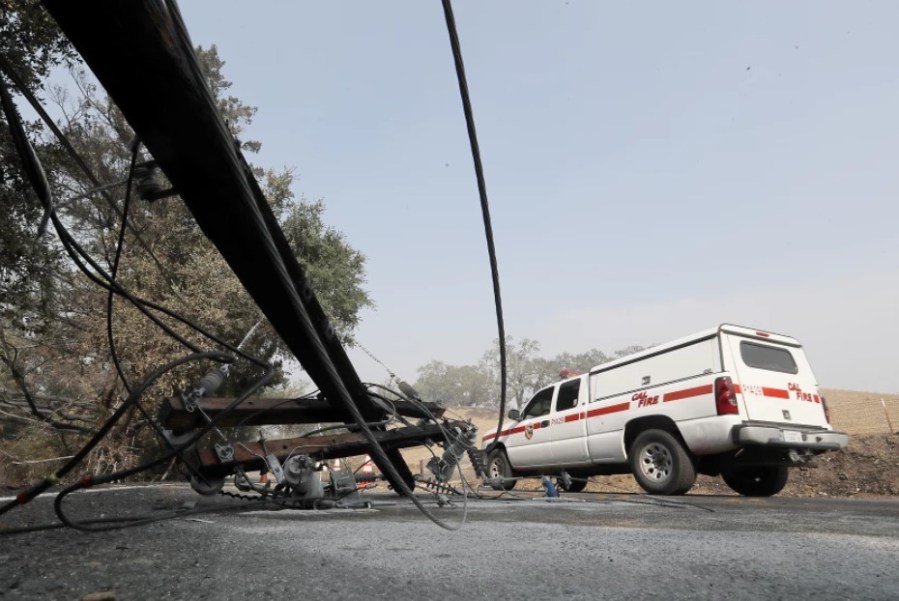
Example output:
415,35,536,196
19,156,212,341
821,388,899,435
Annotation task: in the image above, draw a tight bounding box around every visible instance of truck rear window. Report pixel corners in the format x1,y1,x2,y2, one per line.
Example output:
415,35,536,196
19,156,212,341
740,341,798,374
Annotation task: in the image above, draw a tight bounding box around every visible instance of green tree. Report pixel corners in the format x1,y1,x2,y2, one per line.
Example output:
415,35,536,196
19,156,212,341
0,0,74,328
479,337,543,408
412,341,644,410
0,2,81,478
414,360,493,407
282,199,372,346
529,348,611,392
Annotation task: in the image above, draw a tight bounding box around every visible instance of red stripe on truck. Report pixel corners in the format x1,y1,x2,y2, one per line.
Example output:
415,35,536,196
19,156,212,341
483,381,798,443
483,426,518,442
586,402,630,418
482,421,545,442
663,384,713,402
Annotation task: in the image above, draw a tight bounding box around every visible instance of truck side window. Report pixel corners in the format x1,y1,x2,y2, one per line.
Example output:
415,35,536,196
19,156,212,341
555,379,580,412
522,387,554,420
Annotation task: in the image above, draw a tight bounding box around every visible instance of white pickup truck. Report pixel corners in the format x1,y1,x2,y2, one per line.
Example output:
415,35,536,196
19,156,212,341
482,324,848,496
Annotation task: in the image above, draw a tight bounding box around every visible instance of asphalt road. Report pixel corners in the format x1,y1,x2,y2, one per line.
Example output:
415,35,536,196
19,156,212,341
1,484,897,600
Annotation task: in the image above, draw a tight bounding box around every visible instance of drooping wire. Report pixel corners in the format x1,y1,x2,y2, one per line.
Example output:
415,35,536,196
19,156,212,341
1,65,266,370
1,8,314,529
49,356,274,531
440,0,508,449
0,63,277,520
107,142,140,393
0,351,232,517
0,67,52,232
102,142,200,460
355,341,397,379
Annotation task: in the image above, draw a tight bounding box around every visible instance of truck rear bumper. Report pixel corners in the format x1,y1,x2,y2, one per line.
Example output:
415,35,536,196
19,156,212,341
732,424,848,451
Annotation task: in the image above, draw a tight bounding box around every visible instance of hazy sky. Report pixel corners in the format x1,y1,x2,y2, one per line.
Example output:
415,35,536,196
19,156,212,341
177,1,899,393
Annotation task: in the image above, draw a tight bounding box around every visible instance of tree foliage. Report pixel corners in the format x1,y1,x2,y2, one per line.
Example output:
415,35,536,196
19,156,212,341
0,0,75,327
413,339,640,408
414,360,493,407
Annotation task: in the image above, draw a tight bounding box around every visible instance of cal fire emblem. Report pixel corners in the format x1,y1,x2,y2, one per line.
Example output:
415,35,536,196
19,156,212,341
524,424,534,440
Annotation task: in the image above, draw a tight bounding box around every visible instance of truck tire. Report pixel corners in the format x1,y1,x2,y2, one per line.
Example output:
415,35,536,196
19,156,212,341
721,466,789,497
629,429,696,495
486,448,516,491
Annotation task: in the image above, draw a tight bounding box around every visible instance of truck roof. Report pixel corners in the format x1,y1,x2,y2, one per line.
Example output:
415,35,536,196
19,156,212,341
588,324,801,374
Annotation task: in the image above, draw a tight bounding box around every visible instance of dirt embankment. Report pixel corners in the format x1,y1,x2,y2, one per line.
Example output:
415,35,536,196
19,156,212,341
686,434,899,498
773,388,899,498
691,387,899,497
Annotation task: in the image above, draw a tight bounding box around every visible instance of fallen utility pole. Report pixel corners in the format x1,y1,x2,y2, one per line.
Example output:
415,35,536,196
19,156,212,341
40,0,417,490
192,423,449,478
160,396,445,432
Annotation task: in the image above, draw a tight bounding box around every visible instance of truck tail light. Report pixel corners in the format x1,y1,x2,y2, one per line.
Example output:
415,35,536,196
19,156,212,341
821,395,831,424
715,376,739,415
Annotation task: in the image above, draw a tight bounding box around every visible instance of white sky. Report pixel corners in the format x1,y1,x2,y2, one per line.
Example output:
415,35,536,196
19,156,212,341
176,1,899,393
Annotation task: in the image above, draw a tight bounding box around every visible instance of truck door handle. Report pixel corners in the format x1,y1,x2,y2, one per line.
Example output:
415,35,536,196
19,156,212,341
541,420,549,428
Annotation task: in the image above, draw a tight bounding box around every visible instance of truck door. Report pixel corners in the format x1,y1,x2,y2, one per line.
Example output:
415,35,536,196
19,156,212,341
723,335,829,428
549,376,591,466
505,386,556,469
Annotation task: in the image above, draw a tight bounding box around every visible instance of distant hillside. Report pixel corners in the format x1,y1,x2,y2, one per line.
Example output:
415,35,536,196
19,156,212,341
822,389,899,436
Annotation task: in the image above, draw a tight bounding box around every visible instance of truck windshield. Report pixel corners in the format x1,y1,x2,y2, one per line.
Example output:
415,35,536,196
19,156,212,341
740,341,799,374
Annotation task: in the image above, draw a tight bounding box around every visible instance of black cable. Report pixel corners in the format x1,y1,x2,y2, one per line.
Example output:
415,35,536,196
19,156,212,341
0,351,232,517
1,18,285,527
366,391,414,427
49,190,265,367
0,75,53,237
107,143,140,393
440,0,508,451
0,85,254,366
367,383,459,449
99,143,190,470
0,48,264,371
2,20,273,532
53,362,274,531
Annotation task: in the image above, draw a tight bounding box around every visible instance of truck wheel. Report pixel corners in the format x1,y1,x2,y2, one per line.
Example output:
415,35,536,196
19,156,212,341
486,449,516,491
721,466,789,497
629,429,696,495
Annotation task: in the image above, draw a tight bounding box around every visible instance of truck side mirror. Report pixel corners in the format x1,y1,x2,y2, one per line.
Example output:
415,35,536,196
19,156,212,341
507,409,520,421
